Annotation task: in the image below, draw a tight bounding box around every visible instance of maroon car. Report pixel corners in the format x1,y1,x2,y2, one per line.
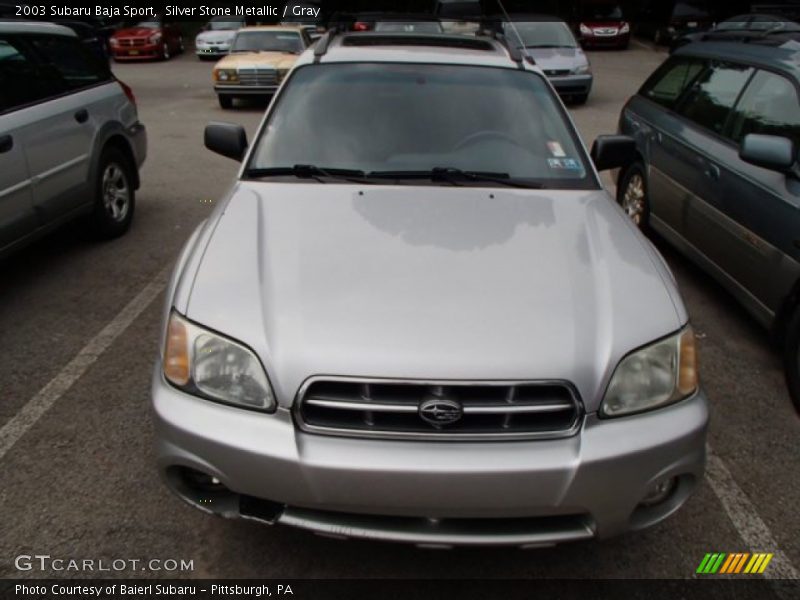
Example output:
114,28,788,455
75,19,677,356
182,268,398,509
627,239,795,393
577,2,631,49
110,18,183,61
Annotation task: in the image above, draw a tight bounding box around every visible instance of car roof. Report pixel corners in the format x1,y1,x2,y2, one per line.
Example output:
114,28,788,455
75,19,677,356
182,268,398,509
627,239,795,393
675,40,800,80
0,19,77,36
295,32,539,73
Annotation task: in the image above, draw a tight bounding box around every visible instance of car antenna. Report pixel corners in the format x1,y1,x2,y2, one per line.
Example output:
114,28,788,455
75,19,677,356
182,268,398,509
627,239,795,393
494,0,530,68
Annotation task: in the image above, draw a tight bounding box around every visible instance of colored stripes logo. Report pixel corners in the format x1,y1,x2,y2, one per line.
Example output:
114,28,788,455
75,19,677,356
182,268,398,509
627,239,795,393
697,553,774,575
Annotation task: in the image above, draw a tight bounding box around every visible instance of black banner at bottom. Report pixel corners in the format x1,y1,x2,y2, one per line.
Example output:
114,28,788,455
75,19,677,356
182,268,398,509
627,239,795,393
2,579,799,600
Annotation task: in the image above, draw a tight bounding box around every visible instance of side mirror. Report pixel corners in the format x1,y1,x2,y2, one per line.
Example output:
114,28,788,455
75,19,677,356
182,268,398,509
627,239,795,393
739,134,796,173
204,122,248,161
590,135,637,171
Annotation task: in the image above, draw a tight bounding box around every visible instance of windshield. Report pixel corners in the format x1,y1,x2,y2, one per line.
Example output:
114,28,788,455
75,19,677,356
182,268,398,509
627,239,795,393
248,63,593,188
208,19,244,31
374,22,444,33
503,22,578,48
135,21,161,29
231,31,304,53
582,4,623,20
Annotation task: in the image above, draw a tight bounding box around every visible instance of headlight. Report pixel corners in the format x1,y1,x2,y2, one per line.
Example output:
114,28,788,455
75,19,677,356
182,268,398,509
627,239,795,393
579,23,592,35
572,63,591,74
163,311,276,412
110,38,120,46
620,22,631,34
215,69,239,83
149,33,162,44
601,327,698,418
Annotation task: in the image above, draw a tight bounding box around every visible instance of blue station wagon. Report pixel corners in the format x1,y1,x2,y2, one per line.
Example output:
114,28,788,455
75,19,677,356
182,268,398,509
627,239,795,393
617,40,800,411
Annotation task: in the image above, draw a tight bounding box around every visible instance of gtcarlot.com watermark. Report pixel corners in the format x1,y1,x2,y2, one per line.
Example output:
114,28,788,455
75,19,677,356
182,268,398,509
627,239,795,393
15,554,194,573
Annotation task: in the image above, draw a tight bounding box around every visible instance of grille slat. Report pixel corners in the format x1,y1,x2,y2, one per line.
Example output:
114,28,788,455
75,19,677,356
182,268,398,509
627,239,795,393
297,379,582,441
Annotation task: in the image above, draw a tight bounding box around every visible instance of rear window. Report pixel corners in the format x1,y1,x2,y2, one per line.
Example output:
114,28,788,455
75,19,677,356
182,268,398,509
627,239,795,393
27,34,111,90
249,63,596,189
231,31,304,53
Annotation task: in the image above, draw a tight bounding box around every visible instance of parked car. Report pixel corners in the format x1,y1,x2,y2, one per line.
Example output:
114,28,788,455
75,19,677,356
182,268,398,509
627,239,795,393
434,0,482,34
491,15,592,104
617,41,800,410
153,30,707,547
0,20,146,257
637,0,715,45
670,14,800,52
109,17,183,61
212,26,311,109
195,16,245,60
577,2,631,49
374,20,444,34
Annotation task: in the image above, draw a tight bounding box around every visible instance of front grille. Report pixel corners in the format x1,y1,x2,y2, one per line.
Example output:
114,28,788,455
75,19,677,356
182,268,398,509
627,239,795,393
237,68,278,86
544,69,571,77
296,379,583,441
593,28,619,36
120,38,146,47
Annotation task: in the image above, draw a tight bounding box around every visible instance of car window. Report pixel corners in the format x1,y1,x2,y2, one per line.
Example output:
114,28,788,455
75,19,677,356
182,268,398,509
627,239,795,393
231,31,304,53
27,34,110,91
0,36,64,112
503,22,578,48
250,63,595,189
727,70,800,149
640,57,704,108
676,62,753,135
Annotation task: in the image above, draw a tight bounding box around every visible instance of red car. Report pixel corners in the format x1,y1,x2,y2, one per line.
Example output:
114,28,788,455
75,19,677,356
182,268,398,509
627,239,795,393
110,18,184,61
577,2,631,49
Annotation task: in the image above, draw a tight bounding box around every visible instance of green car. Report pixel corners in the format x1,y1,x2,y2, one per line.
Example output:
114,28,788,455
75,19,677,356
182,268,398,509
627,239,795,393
617,40,800,411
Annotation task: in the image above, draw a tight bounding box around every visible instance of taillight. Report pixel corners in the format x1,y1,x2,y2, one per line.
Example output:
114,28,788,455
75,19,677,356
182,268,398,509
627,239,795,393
353,22,370,31
117,79,136,109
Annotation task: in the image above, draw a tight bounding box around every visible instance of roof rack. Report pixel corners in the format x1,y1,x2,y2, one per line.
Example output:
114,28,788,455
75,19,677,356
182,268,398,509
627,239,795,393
314,27,532,68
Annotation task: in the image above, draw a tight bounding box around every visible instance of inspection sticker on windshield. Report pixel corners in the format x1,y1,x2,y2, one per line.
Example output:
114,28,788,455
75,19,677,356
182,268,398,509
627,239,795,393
547,141,566,157
548,158,581,170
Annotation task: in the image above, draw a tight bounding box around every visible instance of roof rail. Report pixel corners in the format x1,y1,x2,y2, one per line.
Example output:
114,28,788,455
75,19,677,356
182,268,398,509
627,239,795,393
314,25,339,62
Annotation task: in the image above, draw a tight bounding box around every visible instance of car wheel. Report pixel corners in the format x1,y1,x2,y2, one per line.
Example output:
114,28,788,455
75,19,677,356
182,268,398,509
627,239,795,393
90,148,135,239
785,306,800,414
617,161,649,229
654,29,666,45
162,42,171,60
218,95,234,109
178,37,185,53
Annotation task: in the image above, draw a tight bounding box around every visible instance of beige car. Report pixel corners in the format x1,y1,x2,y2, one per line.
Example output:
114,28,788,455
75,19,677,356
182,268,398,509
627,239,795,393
212,26,311,109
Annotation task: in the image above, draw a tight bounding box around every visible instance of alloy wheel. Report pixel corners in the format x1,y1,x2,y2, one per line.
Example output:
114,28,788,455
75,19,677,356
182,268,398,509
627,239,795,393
102,163,131,223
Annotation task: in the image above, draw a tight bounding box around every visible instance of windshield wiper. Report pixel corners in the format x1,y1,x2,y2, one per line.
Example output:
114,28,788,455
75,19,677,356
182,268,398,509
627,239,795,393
245,165,373,184
368,167,542,189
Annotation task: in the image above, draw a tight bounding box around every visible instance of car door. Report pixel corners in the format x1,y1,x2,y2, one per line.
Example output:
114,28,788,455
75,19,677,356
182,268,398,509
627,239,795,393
0,35,60,250
714,69,800,320
630,56,706,232
670,61,756,281
20,32,110,223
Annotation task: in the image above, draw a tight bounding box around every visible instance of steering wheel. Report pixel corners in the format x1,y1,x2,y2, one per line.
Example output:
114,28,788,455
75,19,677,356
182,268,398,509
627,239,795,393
455,130,521,151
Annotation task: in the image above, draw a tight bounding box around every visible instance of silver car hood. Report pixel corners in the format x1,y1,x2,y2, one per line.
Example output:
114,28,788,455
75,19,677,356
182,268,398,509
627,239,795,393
183,183,684,412
195,31,236,44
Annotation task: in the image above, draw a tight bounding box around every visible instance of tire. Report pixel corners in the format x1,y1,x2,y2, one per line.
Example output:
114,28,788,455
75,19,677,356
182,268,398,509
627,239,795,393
654,29,664,45
178,37,185,53
617,161,650,230
161,42,170,61
89,148,135,239
785,306,800,414
218,94,234,109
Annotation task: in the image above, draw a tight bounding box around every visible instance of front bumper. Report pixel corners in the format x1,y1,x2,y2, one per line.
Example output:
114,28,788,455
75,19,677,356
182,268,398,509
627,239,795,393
196,45,230,58
549,74,593,98
153,368,708,547
111,44,161,60
581,33,630,47
214,84,279,96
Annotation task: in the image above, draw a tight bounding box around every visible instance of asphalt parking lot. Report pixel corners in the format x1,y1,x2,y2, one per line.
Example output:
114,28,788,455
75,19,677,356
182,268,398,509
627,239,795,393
0,41,798,584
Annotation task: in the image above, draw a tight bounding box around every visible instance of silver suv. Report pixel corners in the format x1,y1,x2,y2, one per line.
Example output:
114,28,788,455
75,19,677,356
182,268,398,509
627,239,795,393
0,21,146,257
153,31,708,547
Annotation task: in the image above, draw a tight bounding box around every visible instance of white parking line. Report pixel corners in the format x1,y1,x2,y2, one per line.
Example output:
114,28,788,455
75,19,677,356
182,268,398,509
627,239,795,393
706,446,800,583
0,267,170,462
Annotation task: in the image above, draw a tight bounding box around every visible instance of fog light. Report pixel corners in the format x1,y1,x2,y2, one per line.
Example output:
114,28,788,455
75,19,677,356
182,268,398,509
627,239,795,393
640,477,677,507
